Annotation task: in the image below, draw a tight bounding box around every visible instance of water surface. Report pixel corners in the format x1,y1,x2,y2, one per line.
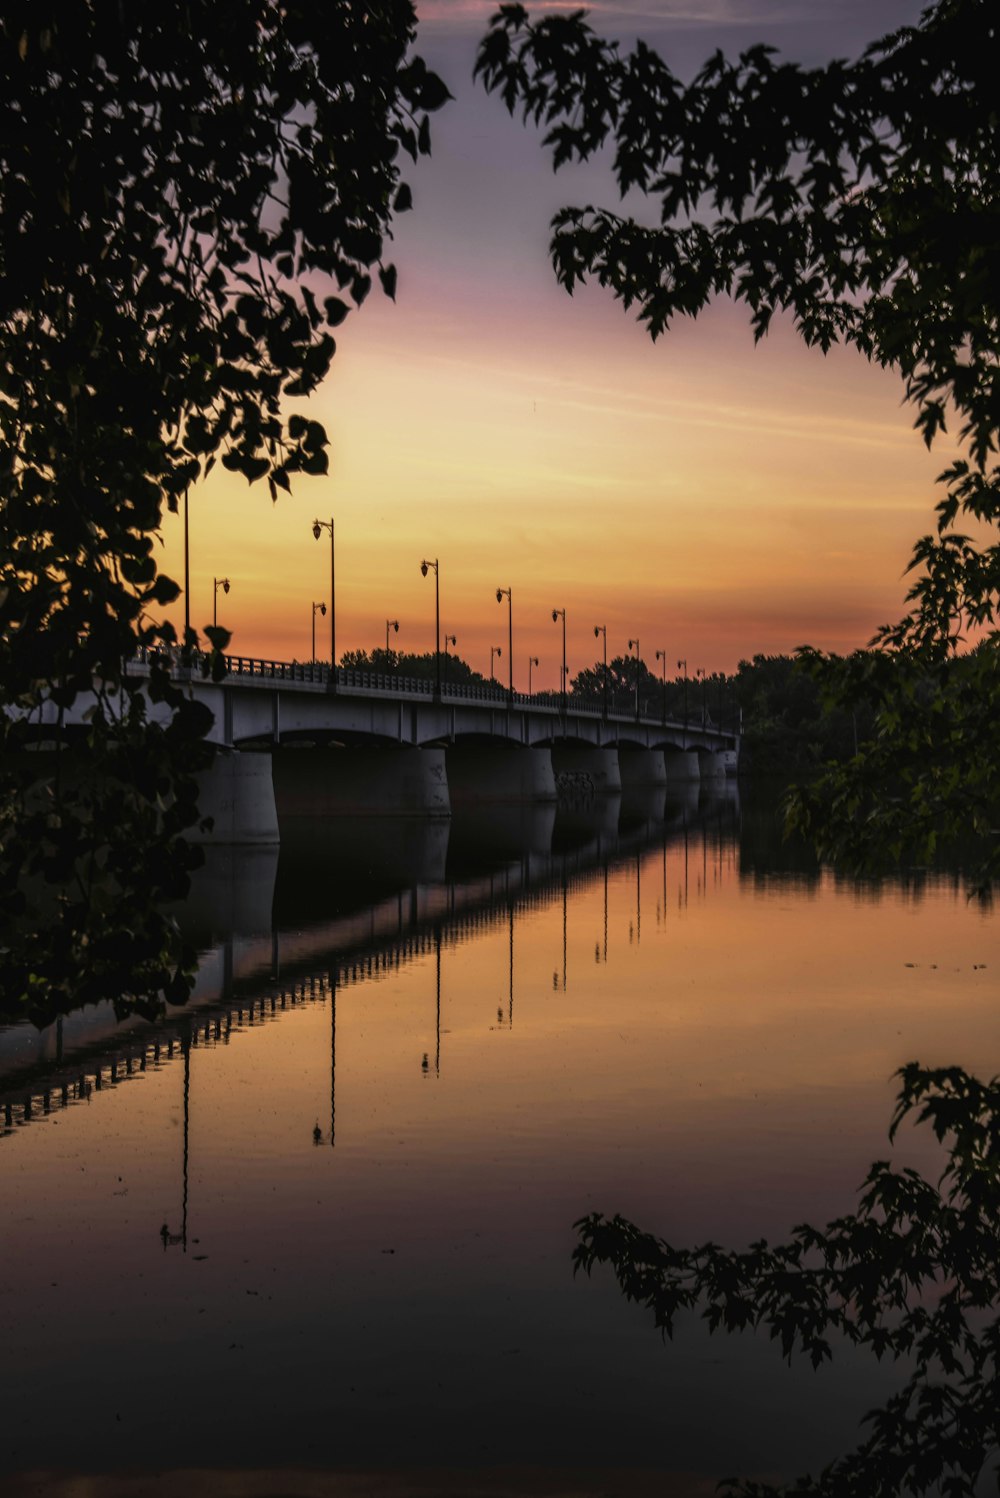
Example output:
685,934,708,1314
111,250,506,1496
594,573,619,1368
1,787,996,1495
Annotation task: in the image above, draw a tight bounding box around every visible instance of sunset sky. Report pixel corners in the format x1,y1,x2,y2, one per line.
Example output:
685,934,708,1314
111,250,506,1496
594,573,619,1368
159,0,939,690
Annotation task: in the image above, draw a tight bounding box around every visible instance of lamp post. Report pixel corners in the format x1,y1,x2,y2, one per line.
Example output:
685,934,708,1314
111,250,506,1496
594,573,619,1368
444,632,456,687
627,636,641,720
183,487,191,646
552,607,566,715
594,624,607,719
678,658,688,730
696,666,706,725
655,648,667,725
420,558,440,698
311,601,326,663
213,577,230,629
385,617,399,666
311,517,335,681
527,655,539,696
496,586,513,701
490,645,503,682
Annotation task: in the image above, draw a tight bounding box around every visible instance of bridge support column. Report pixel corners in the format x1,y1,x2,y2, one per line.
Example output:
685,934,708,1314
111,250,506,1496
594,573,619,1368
618,748,668,790
664,748,700,784
272,747,450,818
551,745,621,795
446,746,556,805
191,751,279,845
698,749,728,783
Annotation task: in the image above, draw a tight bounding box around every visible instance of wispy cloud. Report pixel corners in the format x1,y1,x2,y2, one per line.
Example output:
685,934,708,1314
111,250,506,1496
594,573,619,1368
418,0,796,28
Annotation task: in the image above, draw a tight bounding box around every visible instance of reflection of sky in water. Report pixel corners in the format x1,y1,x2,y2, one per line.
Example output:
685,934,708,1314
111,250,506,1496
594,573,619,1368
1,791,996,1493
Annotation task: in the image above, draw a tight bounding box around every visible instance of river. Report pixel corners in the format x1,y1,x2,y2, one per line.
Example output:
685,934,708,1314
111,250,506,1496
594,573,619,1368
1,784,996,1497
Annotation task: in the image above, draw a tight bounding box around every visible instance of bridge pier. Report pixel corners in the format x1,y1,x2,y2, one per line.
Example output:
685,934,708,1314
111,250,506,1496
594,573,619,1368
446,746,556,805
272,746,450,819
617,748,668,790
697,748,728,783
664,748,701,784
551,745,621,795
190,751,280,845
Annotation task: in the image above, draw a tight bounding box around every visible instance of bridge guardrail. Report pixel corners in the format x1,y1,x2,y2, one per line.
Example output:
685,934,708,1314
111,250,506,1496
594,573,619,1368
125,648,727,734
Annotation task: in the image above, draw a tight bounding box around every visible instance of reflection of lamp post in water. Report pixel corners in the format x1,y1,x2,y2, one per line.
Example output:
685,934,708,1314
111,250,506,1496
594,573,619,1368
330,972,337,1145
421,926,443,1076
160,1031,191,1252
553,859,568,991
594,860,609,964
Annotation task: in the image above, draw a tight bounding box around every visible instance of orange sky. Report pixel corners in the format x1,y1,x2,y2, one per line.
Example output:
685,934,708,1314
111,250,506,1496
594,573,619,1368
157,0,939,691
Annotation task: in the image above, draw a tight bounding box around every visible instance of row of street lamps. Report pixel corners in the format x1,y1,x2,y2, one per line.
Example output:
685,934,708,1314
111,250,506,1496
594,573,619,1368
306,519,710,717
186,512,712,721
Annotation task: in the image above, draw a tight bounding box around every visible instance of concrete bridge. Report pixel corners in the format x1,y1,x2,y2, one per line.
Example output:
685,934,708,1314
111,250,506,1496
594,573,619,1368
50,650,741,841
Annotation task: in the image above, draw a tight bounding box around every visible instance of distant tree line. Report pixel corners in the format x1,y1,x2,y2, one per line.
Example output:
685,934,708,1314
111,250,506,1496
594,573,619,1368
340,647,491,687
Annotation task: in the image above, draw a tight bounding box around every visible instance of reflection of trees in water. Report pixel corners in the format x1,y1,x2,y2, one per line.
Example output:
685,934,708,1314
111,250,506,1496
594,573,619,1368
575,1064,1000,1496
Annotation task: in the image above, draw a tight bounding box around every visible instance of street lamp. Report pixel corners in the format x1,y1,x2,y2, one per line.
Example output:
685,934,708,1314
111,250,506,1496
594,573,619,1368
696,666,706,725
420,558,440,698
627,636,641,720
655,648,668,725
311,517,335,680
527,655,539,696
594,624,607,719
496,586,513,701
490,645,503,682
677,658,688,729
213,576,230,629
311,601,326,662
385,617,399,665
444,632,456,687
552,608,566,714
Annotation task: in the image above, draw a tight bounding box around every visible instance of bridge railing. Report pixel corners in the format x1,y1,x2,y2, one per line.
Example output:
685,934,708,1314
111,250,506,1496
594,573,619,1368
125,649,725,733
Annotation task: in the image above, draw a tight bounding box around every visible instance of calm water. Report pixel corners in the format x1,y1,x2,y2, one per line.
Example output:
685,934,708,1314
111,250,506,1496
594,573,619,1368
1,785,997,1497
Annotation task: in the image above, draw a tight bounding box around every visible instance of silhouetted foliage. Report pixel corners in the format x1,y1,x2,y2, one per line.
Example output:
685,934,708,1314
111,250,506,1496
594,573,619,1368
341,647,488,686
575,1064,1000,1496
0,3,449,1017
476,0,1000,884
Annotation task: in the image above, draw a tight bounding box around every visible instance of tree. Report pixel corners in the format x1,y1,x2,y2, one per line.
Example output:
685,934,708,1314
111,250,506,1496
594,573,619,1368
475,0,1000,883
575,1064,1000,1496
571,653,659,715
340,647,490,686
0,2,449,1020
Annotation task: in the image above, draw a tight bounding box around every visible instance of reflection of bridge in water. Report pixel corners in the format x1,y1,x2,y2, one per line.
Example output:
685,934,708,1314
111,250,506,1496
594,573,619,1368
0,783,740,1137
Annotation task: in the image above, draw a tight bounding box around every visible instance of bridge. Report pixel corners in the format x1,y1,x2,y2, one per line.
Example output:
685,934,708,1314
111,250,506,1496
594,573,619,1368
43,649,741,840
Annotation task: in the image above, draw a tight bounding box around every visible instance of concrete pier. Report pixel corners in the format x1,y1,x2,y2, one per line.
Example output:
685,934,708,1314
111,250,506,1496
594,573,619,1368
272,746,450,819
446,745,557,805
664,748,701,784
618,748,668,790
551,745,622,795
697,748,728,783
192,751,280,845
